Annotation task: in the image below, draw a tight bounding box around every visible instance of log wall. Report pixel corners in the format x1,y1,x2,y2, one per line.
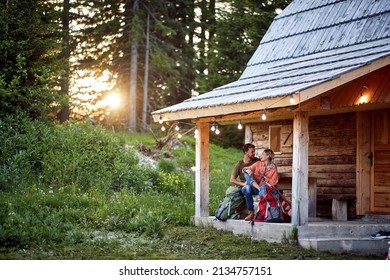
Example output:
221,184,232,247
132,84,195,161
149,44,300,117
250,112,357,218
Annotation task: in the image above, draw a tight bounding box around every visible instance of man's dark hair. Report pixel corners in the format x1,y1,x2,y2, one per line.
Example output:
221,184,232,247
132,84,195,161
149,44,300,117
242,143,255,153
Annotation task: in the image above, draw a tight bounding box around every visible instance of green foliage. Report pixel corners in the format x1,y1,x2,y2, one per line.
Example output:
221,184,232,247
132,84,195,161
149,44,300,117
157,159,177,173
0,116,194,248
0,115,140,193
0,0,64,119
209,144,243,212
171,147,196,169
156,171,189,196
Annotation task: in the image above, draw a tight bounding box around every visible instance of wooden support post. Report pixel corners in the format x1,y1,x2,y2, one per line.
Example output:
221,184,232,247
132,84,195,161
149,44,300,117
195,122,209,217
308,178,317,217
332,199,348,221
356,111,371,215
245,124,253,144
292,111,309,226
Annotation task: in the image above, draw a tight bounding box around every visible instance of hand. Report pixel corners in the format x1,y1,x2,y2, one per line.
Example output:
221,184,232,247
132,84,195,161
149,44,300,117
246,169,253,176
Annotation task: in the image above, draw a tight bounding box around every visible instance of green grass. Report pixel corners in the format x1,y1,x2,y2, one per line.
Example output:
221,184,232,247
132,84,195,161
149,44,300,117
0,226,383,260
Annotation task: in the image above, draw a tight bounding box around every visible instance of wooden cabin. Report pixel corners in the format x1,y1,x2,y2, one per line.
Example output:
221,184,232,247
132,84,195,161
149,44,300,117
152,0,390,255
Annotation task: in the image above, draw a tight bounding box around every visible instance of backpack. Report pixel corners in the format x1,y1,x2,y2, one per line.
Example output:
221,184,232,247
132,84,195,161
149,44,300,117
215,186,245,221
254,186,291,223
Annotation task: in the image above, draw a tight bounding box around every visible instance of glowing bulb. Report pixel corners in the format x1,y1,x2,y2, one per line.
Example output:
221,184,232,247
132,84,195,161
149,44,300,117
359,95,367,104
178,132,182,139
237,121,243,130
261,111,267,120
215,128,220,135
158,116,163,124
289,95,295,104
161,126,166,131
210,123,216,131
175,123,180,131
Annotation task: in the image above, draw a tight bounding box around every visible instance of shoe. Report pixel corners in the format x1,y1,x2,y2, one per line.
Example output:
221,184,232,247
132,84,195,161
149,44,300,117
370,231,390,239
244,211,254,221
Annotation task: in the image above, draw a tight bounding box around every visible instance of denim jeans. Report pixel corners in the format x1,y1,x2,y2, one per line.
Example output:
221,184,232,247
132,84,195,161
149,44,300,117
242,172,267,211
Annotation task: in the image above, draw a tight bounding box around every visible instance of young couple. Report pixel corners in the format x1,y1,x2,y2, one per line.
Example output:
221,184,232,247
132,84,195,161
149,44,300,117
230,144,279,221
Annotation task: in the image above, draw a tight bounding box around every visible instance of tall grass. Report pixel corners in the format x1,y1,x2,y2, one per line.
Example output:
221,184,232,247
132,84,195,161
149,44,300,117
0,115,194,248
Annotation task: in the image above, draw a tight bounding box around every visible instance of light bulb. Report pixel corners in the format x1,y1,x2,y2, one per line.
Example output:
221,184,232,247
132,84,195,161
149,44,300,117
161,126,166,131
158,116,163,124
237,121,243,130
178,132,182,139
289,95,295,104
215,128,220,135
210,123,216,131
261,111,267,120
175,124,180,131
359,95,367,104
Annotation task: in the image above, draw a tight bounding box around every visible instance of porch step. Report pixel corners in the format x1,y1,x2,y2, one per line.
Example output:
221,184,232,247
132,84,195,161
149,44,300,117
299,237,389,256
193,216,390,256
298,222,390,239
297,221,390,256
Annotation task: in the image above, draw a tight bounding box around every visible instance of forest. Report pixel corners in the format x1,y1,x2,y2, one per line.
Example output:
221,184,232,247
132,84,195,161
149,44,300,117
0,0,291,131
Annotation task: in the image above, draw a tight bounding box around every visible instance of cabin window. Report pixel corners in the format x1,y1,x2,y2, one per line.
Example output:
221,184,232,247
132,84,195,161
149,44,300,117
269,125,282,154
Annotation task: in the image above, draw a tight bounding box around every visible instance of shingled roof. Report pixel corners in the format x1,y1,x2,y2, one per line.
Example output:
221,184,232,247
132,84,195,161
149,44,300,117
152,0,390,121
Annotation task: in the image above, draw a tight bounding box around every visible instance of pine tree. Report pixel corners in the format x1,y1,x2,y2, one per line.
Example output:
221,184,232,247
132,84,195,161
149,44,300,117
0,0,64,119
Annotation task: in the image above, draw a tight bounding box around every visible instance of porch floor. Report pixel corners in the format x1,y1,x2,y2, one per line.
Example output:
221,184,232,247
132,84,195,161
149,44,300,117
193,215,390,257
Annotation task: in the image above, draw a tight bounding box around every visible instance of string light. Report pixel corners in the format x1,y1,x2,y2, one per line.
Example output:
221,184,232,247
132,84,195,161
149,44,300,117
175,123,180,131
261,110,267,120
237,120,243,130
215,124,220,135
158,116,163,124
289,94,295,104
178,132,182,139
359,86,368,104
161,125,166,131
210,122,216,131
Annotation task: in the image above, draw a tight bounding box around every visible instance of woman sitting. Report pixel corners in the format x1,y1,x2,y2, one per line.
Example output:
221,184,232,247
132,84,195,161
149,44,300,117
242,148,279,221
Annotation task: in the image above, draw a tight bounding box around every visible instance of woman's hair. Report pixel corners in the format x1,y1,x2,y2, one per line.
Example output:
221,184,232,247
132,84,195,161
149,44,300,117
263,149,275,160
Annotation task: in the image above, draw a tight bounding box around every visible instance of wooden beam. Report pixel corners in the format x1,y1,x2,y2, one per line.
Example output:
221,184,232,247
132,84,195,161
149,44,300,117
152,95,295,123
195,122,209,217
356,111,371,215
292,111,309,226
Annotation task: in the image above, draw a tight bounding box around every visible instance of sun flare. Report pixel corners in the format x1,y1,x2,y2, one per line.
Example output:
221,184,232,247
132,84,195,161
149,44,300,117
101,93,120,109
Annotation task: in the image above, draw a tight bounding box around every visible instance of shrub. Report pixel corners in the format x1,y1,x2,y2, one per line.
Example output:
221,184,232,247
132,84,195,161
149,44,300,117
157,158,177,173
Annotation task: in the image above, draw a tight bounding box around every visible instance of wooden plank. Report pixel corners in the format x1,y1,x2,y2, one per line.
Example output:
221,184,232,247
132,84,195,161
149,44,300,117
195,122,209,217
317,178,356,187
292,111,309,226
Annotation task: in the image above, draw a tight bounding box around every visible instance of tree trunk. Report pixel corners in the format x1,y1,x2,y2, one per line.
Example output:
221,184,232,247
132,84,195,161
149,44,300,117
59,0,70,123
129,0,139,131
142,11,150,132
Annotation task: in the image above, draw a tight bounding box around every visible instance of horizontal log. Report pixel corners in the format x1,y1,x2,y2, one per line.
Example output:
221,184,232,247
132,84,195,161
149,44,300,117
317,178,356,187
317,186,356,195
